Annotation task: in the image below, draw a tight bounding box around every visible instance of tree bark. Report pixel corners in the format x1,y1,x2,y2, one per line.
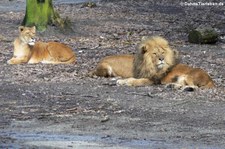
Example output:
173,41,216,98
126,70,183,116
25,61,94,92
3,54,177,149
22,0,65,31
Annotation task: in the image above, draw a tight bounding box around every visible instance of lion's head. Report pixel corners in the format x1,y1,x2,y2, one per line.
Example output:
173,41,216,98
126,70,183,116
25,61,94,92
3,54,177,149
133,36,179,80
18,26,36,46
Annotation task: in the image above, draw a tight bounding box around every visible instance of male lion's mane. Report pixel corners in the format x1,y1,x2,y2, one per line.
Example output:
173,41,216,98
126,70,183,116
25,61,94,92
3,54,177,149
133,36,179,82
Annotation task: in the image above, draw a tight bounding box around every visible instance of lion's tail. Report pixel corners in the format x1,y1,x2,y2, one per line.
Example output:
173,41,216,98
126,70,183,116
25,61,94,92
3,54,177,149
60,55,76,64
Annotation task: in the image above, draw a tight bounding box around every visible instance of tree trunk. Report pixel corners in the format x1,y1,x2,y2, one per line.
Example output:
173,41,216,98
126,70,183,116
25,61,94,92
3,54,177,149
22,0,65,31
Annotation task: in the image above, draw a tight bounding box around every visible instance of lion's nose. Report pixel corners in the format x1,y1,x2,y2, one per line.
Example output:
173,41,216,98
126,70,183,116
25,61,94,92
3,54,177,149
31,38,36,42
159,57,164,61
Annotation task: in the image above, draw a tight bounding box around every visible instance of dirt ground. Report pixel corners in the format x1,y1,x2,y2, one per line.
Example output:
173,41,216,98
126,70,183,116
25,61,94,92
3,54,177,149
0,0,225,148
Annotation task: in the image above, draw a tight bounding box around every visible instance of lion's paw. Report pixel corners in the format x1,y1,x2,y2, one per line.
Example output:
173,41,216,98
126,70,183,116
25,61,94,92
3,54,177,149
116,78,135,86
116,79,127,86
7,59,14,64
166,83,182,89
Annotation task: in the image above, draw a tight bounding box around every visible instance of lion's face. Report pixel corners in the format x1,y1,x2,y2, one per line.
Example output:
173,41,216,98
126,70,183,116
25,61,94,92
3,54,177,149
142,44,177,71
148,48,167,70
19,26,36,46
134,36,179,78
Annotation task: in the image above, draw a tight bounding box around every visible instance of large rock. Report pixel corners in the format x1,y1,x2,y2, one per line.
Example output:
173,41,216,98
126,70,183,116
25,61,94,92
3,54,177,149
188,27,218,44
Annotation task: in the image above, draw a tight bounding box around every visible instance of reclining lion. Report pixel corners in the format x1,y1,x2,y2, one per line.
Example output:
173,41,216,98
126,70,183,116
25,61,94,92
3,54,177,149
91,36,215,90
8,26,76,64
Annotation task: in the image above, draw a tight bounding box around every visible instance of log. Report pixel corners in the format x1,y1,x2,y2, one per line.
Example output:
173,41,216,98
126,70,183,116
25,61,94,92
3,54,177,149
188,27,218,44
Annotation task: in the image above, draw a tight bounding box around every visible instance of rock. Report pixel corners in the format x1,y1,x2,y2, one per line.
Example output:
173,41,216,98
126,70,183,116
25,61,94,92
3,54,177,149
81,2,97,8
100,115,110,123
188,26,218,44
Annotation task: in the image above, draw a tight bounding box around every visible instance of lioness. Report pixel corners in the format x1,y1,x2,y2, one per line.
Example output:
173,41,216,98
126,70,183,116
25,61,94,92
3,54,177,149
7,26,76,64
161,64,215,91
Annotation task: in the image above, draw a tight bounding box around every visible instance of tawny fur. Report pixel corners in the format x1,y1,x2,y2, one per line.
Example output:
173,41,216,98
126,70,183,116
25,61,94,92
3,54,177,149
116,36,215,90
133,36,178,79
91,36,215,90
7,26,76,64
117,36,179,86
91,36,178,79
90,55,134,78
161,64,215,90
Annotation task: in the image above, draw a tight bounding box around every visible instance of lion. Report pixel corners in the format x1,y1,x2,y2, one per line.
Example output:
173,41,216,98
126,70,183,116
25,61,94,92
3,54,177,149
90,36,178,79
161,64,215,91
116,36,179,86
91,36,215,90
7,26,76,64
90,55,134,78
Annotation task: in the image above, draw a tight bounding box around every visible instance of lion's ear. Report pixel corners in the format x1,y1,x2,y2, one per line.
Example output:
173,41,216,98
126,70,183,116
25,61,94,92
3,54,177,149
31,26,36,33
19,26,24,32
141,36,148,41
141,46,147,54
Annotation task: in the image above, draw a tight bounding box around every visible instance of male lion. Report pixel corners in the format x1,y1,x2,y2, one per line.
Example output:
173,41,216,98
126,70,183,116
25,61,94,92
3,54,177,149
90,36,178,79
7,26,76,64
92,36,215,90
116,36,179,86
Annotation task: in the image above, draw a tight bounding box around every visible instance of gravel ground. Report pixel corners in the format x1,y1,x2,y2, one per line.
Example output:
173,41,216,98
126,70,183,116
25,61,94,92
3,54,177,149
0,0,224,148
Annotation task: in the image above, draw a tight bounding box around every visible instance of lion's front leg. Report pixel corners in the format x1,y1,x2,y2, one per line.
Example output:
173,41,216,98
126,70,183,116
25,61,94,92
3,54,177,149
7,56,29,64
117,78,154,87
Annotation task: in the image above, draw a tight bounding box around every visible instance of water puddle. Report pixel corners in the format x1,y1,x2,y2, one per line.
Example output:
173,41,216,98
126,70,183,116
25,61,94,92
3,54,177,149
0,131,223,149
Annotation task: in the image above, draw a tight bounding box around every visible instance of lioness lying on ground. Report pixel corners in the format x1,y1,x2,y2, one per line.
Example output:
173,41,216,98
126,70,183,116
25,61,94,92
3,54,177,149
91,36,215,90
161,64,215,91
7,26,76,64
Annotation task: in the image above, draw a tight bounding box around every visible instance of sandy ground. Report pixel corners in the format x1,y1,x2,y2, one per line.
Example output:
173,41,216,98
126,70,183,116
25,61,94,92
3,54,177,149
0,0,225,148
